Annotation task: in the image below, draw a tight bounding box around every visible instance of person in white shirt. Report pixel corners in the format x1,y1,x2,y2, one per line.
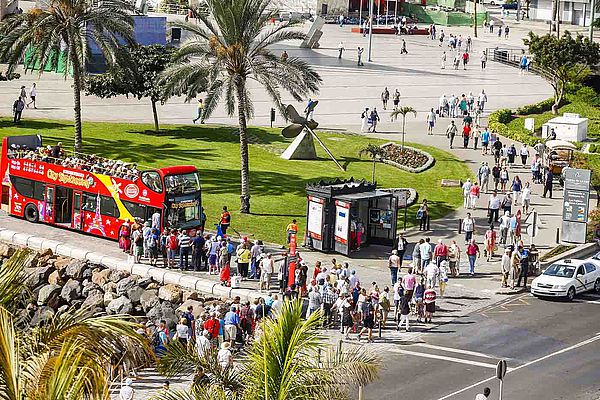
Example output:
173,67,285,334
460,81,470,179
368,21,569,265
118,378,134,400
521,182,532,213
462,213,476,244
27,83,37,109
388,250,401,285
475,387,491,400
438,260,449,296
519,144,530,166
349,270,359,289
196,330,211,357
499,211,511,245
218,342,233,369
438,94,448,116
424,262,439,289
271,294,283,316
426,108,436,135
462,178,472,209
487,191,501,224
260,253,274,291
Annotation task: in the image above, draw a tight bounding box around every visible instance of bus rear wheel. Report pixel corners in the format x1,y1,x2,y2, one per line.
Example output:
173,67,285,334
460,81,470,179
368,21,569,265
24,204,39,223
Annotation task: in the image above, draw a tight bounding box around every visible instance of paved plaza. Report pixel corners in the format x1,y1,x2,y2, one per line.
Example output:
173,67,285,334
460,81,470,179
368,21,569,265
1,8,600,400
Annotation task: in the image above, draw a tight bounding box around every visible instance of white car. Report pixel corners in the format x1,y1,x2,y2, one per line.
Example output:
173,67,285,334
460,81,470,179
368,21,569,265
531,258,600,301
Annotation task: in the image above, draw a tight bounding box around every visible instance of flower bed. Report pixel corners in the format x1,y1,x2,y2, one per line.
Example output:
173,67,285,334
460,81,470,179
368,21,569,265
379,142,434,173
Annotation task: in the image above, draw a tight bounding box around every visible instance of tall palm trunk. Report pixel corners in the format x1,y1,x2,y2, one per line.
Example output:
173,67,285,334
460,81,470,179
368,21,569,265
401,116,406,151
236,79,251,213
69,39,83,153
151,99,160,132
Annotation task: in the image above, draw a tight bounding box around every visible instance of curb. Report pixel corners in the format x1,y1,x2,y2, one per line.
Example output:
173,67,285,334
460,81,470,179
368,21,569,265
0,228,259,302
540,242,600,266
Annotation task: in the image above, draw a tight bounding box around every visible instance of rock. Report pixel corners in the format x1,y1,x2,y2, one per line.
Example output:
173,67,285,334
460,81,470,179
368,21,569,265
82,267,93,280
36,254,54,268
116,276,138,296
146,282,159,290
65,260,87,279
182,290,201,302
106,296,133,315
103,291,118,307
139,289,159,311
110,270,129,283
177,299,204,318
37,284,62,306
158,284,182,303
39,248,53,258
60,279,82,303
57,305,70,314
48,270,64,286
46,294,64,311
103,281,117,294
91,269,112,286
82,291,104,309
137,277,153,289
0,243,15,258
31,306,55,326
147,301,177,327
82,281,102,297
127,286,145,305
53,257,71,271
25,266,56,288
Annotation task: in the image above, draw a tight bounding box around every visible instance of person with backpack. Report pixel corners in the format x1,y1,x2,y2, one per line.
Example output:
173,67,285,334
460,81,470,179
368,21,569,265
12,96,25,124
159,228,169,268
132,226,144,263
166,229,179,269
220,206,231,235
203,312,220,346
147,228,159,266
182,305,196,341
153,320,169,356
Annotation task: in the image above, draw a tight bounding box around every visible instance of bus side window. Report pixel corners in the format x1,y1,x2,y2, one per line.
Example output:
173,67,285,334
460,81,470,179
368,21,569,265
82,193,97,212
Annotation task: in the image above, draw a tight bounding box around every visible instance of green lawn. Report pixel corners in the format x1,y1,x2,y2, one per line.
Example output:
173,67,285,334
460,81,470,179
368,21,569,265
0,118,471,244
507,101,600,141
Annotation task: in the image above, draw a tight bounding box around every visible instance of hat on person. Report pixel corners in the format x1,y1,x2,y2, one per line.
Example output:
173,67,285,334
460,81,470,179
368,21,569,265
124,378,133,386
392,250,398,255
221,342,231,349
202,330,209,337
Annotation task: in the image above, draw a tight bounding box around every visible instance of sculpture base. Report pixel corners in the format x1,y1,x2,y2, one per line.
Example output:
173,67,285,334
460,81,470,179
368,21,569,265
281,130,317,160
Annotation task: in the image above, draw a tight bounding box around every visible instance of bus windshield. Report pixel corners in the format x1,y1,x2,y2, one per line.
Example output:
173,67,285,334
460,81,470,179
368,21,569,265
164,172,201,195
167,199,200,227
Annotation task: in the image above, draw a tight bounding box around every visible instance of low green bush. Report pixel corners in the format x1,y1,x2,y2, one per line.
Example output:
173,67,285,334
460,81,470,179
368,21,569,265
589,143,600,153
516,98,556,115
573,86,600,106
488,109,539,146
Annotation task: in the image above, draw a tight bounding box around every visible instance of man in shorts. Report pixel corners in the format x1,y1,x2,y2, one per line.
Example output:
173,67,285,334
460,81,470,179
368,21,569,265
357,297,375,343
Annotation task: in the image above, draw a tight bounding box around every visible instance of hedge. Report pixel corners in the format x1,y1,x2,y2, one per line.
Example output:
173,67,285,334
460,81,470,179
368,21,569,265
488,109,540,146
515,98,556,115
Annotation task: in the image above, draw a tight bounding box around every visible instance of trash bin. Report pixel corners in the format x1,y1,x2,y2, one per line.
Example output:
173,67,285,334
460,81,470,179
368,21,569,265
231,275,241,289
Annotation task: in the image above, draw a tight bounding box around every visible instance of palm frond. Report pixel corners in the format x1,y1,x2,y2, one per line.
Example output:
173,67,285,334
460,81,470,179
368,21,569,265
0,249,32,311
0,307,21,400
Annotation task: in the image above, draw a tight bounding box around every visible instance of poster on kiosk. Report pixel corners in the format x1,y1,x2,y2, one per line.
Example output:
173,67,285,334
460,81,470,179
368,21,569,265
334,200,350,255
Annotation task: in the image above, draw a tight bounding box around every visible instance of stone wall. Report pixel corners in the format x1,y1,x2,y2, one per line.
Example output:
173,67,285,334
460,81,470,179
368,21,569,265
0,243,212,329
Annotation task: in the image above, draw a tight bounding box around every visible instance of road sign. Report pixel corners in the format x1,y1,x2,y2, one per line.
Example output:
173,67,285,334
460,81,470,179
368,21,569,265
526,224,539,238
496,359,508,380
563,168,591,191
562,190,590,223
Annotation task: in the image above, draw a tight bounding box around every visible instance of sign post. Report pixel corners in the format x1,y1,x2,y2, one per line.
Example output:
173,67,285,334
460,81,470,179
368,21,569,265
525,209,539,245
496,359,508,400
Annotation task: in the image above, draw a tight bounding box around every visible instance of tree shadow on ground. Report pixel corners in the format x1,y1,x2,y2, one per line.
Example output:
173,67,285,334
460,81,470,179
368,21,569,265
0,118,71,130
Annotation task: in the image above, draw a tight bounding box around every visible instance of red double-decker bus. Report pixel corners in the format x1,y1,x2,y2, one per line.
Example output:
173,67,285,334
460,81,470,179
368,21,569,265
0,135,202,239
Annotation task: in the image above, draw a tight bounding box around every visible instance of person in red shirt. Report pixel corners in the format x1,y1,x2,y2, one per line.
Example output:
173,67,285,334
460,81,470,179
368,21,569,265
463,124,471,149
220,206,231,235
466,239,481,275
203,312,220,345
433,239,448,268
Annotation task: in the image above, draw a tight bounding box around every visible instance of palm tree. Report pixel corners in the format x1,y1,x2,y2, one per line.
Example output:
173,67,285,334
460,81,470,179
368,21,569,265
0,0,135,152
160,0,322,213
155,300,380,400
0,249,153,399
359,143,384,183
390,106,417,151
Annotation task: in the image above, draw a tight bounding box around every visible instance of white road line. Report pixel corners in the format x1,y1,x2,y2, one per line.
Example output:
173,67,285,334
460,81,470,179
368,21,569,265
412,343,499,360
388,349,501,370
437,334,600,400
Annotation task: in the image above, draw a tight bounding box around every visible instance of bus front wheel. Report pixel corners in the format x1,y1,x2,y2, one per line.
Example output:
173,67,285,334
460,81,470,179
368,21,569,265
24,204,39,223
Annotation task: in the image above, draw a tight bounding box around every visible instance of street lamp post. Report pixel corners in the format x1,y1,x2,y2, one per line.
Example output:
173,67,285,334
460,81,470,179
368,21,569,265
590,0,596,40
368,0,374,61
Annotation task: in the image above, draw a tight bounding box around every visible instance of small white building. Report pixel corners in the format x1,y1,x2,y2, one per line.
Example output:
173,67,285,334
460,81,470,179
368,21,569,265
529,0,595,26
542,113,588,142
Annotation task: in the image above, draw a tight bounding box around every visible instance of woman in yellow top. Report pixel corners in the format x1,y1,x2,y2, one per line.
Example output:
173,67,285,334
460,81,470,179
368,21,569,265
236,244,251,279
286,219,298,243
193,99,204,124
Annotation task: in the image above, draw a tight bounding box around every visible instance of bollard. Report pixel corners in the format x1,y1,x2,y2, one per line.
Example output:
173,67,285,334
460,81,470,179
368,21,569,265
556,227,560,244
270,107,276,128
458,218,463,234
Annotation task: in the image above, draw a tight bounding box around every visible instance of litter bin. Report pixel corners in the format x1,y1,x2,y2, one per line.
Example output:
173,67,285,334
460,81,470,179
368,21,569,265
231,275,241,289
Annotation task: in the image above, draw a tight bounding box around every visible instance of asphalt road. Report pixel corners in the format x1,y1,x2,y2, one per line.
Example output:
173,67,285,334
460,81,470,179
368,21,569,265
361,291,600,400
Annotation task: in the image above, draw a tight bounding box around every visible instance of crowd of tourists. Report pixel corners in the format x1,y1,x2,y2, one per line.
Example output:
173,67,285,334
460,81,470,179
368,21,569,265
7,141,141,180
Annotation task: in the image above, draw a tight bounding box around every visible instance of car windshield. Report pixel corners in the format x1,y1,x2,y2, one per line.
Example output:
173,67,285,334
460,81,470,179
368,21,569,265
164,172,200,195
543,264,576,278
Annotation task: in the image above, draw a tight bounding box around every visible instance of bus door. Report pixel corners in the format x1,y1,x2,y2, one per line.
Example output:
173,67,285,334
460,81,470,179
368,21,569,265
44,185,55,224
72,190,83,230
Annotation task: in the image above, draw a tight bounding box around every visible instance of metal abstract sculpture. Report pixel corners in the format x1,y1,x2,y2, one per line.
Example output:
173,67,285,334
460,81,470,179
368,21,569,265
280,101,345,171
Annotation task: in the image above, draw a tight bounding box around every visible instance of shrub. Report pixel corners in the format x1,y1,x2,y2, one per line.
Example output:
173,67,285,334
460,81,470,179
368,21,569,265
573,86,600,106
589,143,600,153
488,109,539,146
516,98,556,115
587,208,600,241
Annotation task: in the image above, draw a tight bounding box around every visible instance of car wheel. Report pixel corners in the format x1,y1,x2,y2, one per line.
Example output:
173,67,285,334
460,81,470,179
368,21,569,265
595,279,600,293
566,287,576,301
490,1,495,4
24,203,39,223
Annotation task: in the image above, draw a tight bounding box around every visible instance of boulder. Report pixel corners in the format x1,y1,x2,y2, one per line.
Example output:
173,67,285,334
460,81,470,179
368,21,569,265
103,281,117,294
116,276,138,296
146,282,159,290
53,257,71,271
147,301,177,327
103,291,118,307
139,289,159,311
37,284,62,306
48,270,64,286
158,284,182,303
30,306,55,326
137,277,153,289
60,279,82,303
127,286,145,305
183,290,201,302
106,296,133,315
65,260,87,279
38,248,53,258
81,267,93,280
0,243,15,258
91,269,112,286
82,291,105,309
25,266,56,288
177,299,204,318
109,270,129,283
36,254,54,268
47,294,65,311
82,281,102,297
